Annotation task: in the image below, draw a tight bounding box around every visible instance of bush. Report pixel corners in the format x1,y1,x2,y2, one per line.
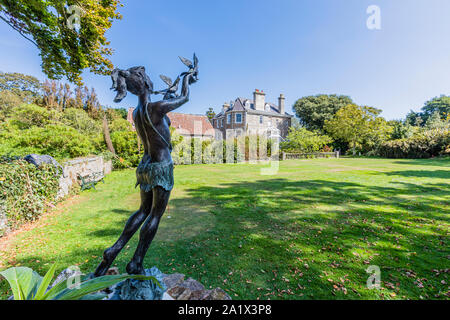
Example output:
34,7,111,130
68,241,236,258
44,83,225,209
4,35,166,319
377,129,450,158
0,160,60,235
9,104,58,129
110,130,142,168
109,118,133,133
13,125,94,159
0,90,23,121
60,108,101,135
281,127,333,153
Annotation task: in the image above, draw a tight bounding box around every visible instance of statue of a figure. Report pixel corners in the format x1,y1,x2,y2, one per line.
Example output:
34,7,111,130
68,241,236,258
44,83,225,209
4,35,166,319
94,55,199,276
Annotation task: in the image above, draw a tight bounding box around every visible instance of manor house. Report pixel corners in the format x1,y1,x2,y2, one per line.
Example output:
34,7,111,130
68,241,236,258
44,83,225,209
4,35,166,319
211,90,292,140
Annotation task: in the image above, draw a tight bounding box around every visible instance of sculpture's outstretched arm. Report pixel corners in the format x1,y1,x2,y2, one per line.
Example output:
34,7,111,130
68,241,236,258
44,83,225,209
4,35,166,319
153,73,193,115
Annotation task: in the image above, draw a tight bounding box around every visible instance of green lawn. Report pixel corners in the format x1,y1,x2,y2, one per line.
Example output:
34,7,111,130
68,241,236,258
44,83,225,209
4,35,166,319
1,158,449,300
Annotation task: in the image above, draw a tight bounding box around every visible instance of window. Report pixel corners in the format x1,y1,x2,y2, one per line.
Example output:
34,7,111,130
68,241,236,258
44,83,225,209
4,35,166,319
227,114,232,124
220,119,223,128
235,113,242,124
260,116,263,124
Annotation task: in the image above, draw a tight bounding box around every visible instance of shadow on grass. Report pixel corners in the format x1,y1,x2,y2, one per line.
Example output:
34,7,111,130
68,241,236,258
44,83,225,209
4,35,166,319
3,177,449,300
376,170,450,179
393,158,450,167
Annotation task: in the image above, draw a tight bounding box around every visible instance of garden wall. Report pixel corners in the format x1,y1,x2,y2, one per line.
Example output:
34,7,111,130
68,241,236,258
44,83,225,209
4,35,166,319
57,156,112,199
282,151,340,160
0,156,112,237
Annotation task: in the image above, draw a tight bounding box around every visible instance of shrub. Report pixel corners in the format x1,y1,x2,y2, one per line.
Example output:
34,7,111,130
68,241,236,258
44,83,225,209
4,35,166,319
0,263,159,300
16,125,94,159
0,90,23,121
109,118,133,133
60,108,102,135
0,159,60,235
110,130,142,168
377,129,450,158
9,104,58,129
281,127,333,153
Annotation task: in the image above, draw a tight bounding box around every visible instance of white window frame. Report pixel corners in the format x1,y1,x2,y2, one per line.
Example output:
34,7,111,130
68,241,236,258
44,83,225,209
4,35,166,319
227,114,232,124
235,113,242,124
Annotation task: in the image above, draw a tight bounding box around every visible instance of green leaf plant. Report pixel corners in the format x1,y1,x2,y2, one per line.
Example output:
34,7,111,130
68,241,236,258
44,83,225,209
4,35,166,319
0,263,160,300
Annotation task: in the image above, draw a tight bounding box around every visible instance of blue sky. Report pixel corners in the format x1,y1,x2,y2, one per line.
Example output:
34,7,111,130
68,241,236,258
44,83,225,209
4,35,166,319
0,0,449,120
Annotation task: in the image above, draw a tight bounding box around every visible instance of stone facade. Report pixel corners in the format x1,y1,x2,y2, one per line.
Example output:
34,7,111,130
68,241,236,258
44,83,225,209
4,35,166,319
212,90,292,140
57,156,112,199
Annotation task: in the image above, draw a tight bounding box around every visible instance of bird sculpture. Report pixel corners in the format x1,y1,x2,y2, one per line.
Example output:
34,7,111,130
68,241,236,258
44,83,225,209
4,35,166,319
179,53,199,84
154,75,181,100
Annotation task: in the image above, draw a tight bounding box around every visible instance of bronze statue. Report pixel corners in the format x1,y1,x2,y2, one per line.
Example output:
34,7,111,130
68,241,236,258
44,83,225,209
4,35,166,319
154,75,181,100
94,55,198,276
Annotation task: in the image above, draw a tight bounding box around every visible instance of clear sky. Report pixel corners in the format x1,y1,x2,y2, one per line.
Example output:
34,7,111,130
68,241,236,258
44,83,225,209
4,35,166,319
0,0,449,120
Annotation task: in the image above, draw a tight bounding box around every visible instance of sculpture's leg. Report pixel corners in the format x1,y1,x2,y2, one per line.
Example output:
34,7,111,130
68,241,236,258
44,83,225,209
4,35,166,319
94,189,153,277
126,186,170,275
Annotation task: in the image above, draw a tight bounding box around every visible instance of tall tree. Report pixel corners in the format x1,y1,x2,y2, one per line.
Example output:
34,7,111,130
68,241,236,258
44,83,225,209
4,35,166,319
324,104,389,155
406,95,450,126
0,0,122,84
205,107,216,121
422,95,450,122
42,79,60,110
0,72,41,103
293,94,354,131
85,87,101,119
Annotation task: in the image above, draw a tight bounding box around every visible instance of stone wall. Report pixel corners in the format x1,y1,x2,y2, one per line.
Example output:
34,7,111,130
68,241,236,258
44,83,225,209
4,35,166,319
0,203,7,236
246,114,291,138
0,156,112,237
57,156,112,199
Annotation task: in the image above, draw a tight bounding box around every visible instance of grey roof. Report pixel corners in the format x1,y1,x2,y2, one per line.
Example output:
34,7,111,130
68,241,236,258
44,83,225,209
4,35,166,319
213,97,292,119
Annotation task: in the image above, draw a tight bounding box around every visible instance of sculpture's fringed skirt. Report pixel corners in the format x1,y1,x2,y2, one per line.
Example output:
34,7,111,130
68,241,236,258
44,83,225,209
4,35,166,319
136,156,174,192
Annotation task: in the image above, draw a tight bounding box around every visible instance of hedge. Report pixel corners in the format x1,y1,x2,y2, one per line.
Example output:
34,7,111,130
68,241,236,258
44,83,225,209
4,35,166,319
377,129,450,159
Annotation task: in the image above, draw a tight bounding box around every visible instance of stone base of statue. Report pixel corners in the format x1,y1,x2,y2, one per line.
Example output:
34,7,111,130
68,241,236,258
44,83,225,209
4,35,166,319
108,267,167,300
160,273,232,300
106,269,232,300
51,266,232,300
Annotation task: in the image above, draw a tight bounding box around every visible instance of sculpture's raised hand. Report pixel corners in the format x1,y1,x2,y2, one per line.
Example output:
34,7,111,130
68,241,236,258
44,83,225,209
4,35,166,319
179,53,199,83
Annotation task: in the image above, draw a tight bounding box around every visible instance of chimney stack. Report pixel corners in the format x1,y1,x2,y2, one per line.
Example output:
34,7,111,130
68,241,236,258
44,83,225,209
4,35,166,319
254,89,266,111
222,102,230,113
278,94,285,115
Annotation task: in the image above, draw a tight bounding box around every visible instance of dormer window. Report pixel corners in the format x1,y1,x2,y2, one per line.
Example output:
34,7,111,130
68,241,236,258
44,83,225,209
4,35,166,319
265,104,271,112
245,100,251,108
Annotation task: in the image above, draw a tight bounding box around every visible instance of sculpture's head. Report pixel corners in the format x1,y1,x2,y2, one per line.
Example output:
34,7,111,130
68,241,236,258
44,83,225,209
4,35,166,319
111,66,153,103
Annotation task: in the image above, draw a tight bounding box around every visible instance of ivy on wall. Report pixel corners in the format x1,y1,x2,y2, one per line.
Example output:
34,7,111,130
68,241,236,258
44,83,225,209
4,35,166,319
0,159,60,236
